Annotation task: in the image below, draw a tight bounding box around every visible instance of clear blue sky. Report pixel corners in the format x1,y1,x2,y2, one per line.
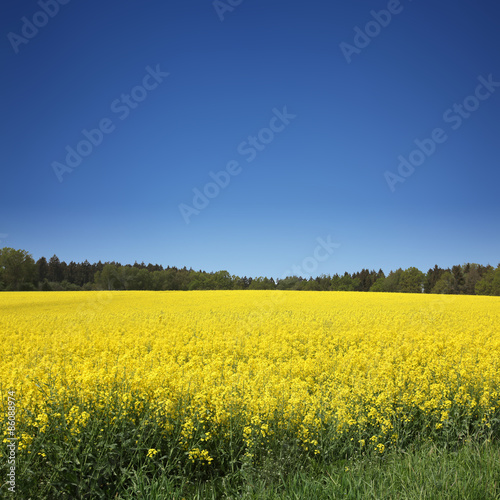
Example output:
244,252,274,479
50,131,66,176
1,0,499,278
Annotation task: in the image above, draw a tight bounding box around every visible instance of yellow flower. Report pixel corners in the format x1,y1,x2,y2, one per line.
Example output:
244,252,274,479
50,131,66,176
0,290,498,472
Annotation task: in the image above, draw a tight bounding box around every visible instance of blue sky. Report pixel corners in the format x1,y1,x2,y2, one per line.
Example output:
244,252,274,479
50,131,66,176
1,0,499,279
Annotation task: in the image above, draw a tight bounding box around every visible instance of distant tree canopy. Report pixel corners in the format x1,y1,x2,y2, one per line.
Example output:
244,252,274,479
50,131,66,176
0,248,36,291
0,247,499,296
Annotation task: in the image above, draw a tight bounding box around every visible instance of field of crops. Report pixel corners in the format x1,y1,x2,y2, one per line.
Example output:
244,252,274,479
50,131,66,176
1,291,500,497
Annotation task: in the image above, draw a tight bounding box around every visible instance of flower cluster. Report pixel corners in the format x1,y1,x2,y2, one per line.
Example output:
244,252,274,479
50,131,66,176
0,290,499,462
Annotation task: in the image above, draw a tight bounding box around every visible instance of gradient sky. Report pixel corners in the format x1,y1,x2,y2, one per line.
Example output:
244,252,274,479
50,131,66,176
1,0,499,279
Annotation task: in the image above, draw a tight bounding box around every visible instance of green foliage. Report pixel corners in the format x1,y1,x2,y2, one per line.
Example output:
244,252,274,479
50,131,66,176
369,277,386,292
432,272,456,294
40,279,53,291
451,265,465,293
462,263,483,295
329,273,360,291
424,265,445,293
351,268,381,291
0,247,36,290
212,270,233,290
369,268,425,294
42,280,82,291
300,279,322,291
94,264,123,290
383,268,403,292
48,254,64,282
36,256,49,283
476,265,500,296
2,247,500,296
248,277,275,290
276,276,303,290
399,267,425,293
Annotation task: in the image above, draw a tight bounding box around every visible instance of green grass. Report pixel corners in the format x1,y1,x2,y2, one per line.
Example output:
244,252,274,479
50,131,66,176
120,440,500,499
10,438,498,499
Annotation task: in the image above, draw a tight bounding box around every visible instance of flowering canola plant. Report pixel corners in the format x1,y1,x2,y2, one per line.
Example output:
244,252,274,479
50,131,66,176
0,291,499,465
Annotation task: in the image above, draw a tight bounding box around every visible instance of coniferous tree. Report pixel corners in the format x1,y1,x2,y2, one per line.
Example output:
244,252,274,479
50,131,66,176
424,265,445,293
65,261,78,284
451,265,465,294
48,255,63,282
36,256,49,283
3,246,500,296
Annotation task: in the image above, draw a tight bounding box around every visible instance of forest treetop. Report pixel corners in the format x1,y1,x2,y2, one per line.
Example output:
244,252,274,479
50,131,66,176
0,247,499,296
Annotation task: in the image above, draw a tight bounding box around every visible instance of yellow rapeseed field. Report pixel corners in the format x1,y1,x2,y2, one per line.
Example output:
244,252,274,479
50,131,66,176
1,291,499,464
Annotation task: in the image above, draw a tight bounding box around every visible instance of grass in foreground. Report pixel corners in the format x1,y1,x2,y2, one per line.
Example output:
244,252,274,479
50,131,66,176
118,440,500,499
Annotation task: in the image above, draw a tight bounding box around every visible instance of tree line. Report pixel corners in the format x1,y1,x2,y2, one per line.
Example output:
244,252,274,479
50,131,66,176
0,247,499,295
